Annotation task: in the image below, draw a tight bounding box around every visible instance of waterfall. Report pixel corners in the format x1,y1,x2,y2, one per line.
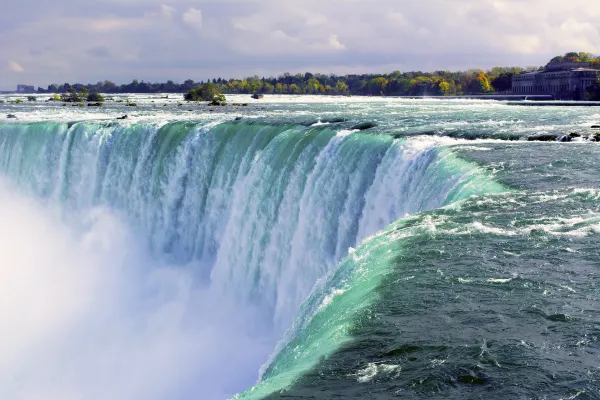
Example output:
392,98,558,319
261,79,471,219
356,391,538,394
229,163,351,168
0,120,503,398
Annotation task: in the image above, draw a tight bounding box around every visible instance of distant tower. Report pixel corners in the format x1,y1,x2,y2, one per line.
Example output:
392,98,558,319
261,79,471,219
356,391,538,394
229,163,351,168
16,84,35,93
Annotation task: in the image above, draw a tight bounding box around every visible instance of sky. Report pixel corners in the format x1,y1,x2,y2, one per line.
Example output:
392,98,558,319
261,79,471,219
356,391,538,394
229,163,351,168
1,0,600,90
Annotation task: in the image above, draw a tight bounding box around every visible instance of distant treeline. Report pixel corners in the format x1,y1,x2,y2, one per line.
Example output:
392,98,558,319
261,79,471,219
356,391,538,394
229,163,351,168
35,52,600,97
35,69,520,97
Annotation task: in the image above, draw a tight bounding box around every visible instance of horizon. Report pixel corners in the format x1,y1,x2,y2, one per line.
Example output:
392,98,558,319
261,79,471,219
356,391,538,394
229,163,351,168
2,0,600,91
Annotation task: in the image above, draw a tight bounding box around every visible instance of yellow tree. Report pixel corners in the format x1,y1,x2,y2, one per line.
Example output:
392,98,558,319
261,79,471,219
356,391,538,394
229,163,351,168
439,81,451,95
335,81,348,95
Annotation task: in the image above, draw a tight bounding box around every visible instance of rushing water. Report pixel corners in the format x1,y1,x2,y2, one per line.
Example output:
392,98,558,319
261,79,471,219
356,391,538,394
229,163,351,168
1,95,599,399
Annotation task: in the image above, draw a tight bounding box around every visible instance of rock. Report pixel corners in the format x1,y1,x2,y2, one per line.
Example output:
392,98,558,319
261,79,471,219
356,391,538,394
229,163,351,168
591,125,600,129
457,374,488,385
557,135,571,142
6,114,17,119
323,117,347,123
568,132,581,138
116,115,128,120
87,102,103,107
547,313,572,322
527,134,558,142
251,94,264,99
351,121,378,131
235,116,243,121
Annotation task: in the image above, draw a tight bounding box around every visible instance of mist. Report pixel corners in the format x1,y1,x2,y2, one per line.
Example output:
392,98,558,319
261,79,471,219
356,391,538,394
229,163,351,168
0,177,273,400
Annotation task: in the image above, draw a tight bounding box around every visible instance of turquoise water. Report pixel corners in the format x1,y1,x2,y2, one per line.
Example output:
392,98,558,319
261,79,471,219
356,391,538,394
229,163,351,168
0,96,599,399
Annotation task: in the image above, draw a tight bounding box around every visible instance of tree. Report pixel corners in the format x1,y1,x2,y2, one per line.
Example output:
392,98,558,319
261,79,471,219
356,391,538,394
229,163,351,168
335,80,349,95
184,82,224,102
87,92,105,102
468,72,493,94
549,55,564,64
289,84,301,94
564,52,581,62
367,77,388,95
587,78,600,101
262,82,275,94
439,81,452,95
490,73,514,92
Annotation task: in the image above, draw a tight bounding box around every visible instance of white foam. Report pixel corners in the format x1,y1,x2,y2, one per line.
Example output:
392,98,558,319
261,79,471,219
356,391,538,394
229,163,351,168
355,363,401,383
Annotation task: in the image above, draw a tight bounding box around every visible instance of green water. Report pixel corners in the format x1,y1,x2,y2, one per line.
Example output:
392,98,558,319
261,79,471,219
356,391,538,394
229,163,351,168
0,97,599,399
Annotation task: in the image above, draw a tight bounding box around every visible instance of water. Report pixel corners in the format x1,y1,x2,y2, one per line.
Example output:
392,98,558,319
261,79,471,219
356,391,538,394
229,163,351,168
0,95,599,399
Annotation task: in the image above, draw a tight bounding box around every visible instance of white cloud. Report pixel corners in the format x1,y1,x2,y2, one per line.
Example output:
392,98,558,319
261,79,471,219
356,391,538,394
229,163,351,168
305,14,328,26
89,17,149,32
2,0,600,89
160,4,177,19
8,60,24,72
183,7,202,29
329,34,345,50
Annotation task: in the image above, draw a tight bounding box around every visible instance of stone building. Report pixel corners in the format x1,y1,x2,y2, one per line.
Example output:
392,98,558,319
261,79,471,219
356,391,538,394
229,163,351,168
16,84,35,93
512,62,599,100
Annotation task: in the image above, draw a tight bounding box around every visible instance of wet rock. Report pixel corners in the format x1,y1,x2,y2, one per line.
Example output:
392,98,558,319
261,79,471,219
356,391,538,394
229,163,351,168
527,134,558,142
235,116,243,121
322,117,347,123
557,135,571,142
116,115,128,120
251,94,264,99
547,313,572,322
383,344,422,357
457,374,488,385
351,121,378,131
6,114,17,119
592,125,600,129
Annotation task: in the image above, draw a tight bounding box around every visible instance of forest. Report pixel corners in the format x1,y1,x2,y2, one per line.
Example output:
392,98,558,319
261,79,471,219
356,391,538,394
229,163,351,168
35,52,600,98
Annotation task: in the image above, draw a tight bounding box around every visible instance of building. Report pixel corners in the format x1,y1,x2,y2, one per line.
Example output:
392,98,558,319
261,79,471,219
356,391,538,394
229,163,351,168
512,62,599,100
16,84,35,93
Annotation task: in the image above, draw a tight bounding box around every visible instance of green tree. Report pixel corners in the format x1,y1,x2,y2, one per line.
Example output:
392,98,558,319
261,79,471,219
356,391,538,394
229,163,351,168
335,80,349,95
367,77,388,95
439,81,452,95
87,92,105,102
184,82,224,102
490,73,514,92
587,78,600,101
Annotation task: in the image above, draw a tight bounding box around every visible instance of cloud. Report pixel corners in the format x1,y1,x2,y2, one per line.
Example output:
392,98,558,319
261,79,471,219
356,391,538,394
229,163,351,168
89,17,149,32
8,60,24,72
1,0,600,89
329,34,345,50
86,45,111,58
160,4,177,19
183,7,202,29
